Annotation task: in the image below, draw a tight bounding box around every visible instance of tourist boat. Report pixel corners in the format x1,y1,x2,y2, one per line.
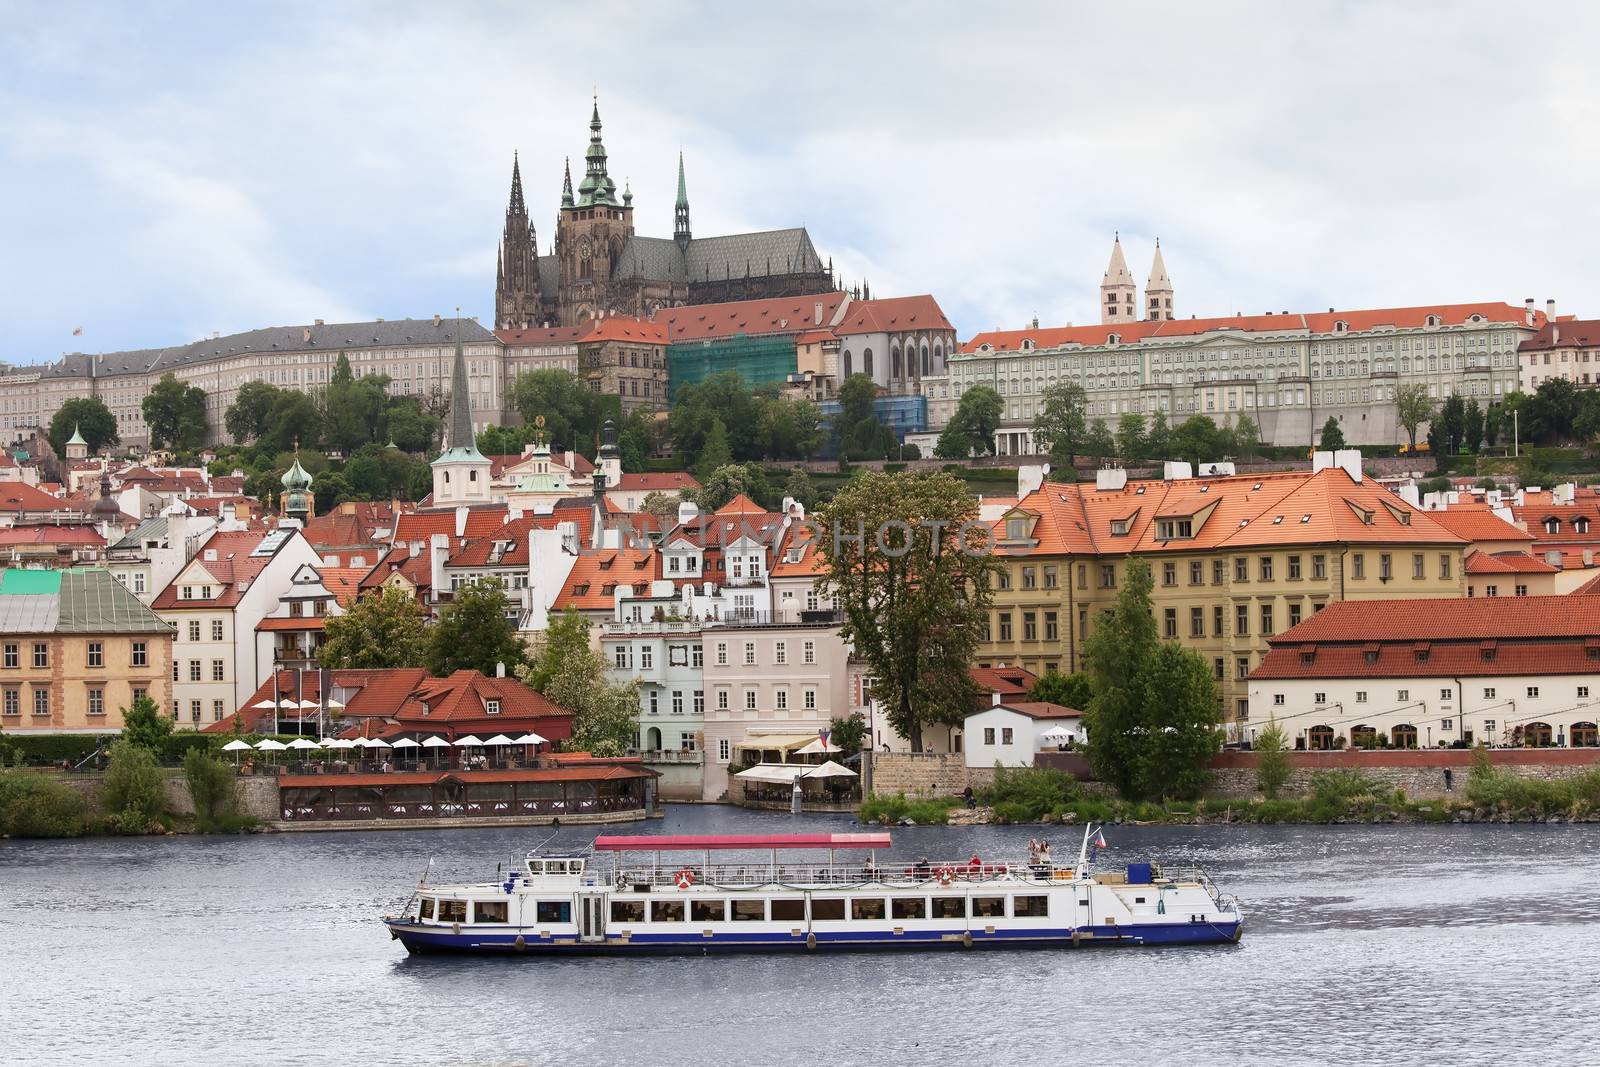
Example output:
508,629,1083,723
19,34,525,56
382,826,1243,954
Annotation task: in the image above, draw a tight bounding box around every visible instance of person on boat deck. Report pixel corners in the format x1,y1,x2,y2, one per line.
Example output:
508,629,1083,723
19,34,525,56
914,857,932,877
967,853,983,872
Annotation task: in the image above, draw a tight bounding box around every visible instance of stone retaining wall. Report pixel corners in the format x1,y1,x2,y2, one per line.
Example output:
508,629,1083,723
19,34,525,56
56,773,282,821
865,753,993,797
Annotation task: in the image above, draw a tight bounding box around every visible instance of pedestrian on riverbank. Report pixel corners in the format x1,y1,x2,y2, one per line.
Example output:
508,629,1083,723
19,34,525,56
1444,768,1454,792
963,786,975,809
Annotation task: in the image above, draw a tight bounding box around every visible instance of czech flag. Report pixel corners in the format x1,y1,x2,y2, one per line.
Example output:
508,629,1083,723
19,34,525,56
1093,830,1108,850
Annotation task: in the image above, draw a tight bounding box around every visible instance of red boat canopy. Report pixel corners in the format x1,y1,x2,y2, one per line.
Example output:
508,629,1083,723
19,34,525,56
592,833,891,852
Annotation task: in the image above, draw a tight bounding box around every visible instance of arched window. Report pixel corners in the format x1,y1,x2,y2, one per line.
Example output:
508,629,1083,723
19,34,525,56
921,343,931,376
843,350,853,377
891,347,902,379
864,348,874,378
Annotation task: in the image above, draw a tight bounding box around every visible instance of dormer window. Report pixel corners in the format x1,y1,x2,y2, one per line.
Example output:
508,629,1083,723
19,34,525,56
1545,517,1561,534
1154,518,1192,540
1020,339,1035,351
486,698,501,715
1005,518,1027,541
1107,333,1121,345
1426,315,1441,326
1110,518,1132,537
1334,321,1348,333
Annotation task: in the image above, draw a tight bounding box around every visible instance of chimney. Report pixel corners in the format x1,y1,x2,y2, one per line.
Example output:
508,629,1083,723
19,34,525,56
430,533,450,599
991,692,1002,707
1554,326,1561,345
814,302,823,325
495,661,506,678
1547,299,1556,322
314,319,324,326
432,313,441,327
302,327,312,343
454,506,468,538
677,500,699,526
1525,298,1536,327
1094,468,1128,491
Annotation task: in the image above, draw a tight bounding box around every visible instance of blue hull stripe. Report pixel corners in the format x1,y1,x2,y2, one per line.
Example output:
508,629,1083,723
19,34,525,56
387,920,1242,954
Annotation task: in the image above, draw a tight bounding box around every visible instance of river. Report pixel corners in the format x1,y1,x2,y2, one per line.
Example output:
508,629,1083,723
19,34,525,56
3,806,1597,1066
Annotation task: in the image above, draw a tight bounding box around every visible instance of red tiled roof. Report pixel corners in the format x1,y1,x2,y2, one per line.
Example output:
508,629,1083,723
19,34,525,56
1267,595,1600,643
358,545,434,592
1424,507,1534,543
394,669,572,730
392,506,510,545
970,666,1039,696
1464,551,1558,575
257,617,326,632
553,546,657,610
996,701,1082,720
1513,502,1600,542
496,325,588,346
1519,319,1600,352
654,292,848,343
0,482,67,512
150,529,285,609
0,525,104,546
445,507,592,568
793,329,837,345
207,668,433,732
963,302,1540,354
832,295,953,337
581,316,668,345
613,472,699,493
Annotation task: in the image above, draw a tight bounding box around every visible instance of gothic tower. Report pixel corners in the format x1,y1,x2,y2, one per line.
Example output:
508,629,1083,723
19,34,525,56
1145,239,1174,321
674,150,691,249
430,320,491,506
1100,233,1137,325
555,97,635,325
494,152,542,330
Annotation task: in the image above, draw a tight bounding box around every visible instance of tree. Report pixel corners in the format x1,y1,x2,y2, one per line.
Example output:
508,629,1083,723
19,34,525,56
1437,392,1466,455
383,395,441,453
835,374,894,460
637,490,681,531
669,371,760,461
1083,559,1221,799
517,610,638,757
120,694,173,750
225,381,281,443
260,390,322,456
143,373,208,451
1028,669,1093,710
1318,416,1345,451
1255,717,1291,799
1523,378,1581,445
1145,408,1171,460
782,468,820,512
1032,382,1088,465
103,740,166,833
426,579,528,678
511,368,618,458
692,463,770,512
318,587,429,669
322,354,387,454
48,398,119,457
1114,412,1146,463
695,417,733,480
1083,419,1115,462
815,471,998,751
1395,383,1434,452
617,409,660,471
523,609,594,693
941,385,1003,458
1483,402,1502,448
828,712,867,756
1231,414,1262,462
1170,416,1223,466
182,748,238,832
1462,398,1485,455
760,395,826,460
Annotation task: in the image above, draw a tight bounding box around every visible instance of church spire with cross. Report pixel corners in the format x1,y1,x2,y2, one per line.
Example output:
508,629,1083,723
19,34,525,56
430,311,491,506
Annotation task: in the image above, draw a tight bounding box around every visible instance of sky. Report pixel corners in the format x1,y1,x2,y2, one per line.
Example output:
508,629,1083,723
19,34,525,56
3,0,1598,364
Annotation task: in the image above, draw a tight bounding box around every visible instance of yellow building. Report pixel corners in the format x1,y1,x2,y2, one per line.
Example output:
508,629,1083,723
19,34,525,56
980,459,1466,733
0,568,173,734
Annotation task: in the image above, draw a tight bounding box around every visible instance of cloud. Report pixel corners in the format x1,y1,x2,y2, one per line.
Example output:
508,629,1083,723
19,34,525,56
1,0,1598,361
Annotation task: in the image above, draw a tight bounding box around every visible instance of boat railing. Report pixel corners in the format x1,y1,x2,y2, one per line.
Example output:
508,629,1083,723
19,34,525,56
607,860,1076,889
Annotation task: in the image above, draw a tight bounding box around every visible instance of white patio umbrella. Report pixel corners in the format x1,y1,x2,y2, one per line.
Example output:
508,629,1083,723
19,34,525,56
794,737,841,755
222,738,252,765
254,739,287,751
453,735,485,747
391,737,420,768
482,734,515,747
286,738,319,751
250,699,284,709
421,735,451,768
799,759,858,779
362,737,393,749
324,738,358,750
322,697,346,709
511,732,547,746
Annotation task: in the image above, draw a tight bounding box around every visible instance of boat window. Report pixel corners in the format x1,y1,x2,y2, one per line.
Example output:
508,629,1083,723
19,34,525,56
474,901,508,924
770,898,806,922
891,898,926,920
417,897,435,921
971,896,1005,918
610,900,646,923
650,900,685,922
437,899,468,923
851,898,886,920
731,899,765,922
535,901,571,924
691,900,725,923
931,897,964,919
810,898,846,921
1013,895,1049,917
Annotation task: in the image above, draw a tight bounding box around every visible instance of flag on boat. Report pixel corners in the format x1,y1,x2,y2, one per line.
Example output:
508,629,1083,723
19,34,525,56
1093,830,1108,849
818,727,830,748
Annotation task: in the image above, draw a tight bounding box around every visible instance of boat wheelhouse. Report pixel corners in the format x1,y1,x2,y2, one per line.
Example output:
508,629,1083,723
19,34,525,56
382,828,1243,954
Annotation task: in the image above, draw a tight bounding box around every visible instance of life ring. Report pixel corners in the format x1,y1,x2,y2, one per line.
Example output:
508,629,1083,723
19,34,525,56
936,865,955,886
675,868,695,890
515,934,526,951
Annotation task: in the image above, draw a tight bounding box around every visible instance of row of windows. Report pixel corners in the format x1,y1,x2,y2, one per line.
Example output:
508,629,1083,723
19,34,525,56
1281,683,1588,706
173,659,227,682
2,641,150,669
603,894,1050,925
1,684,147,717
707,640,818,667
704,687,819,713
180,620,228,641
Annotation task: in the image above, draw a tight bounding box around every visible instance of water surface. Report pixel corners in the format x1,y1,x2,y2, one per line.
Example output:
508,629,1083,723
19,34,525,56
4,807,1595,1066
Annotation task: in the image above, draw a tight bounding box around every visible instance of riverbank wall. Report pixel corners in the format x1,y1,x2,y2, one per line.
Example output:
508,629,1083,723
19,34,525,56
54,773,280,821
868,749,1600,801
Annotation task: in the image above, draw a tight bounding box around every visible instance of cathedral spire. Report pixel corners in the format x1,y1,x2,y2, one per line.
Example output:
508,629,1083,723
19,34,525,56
1100,232,1137,325
578,96,617,206
674,149,692,248
561,156,574,208
1145,238,1174,321
495,150,540,330
447,313,476,454
508,151,526,215
430,311,491,505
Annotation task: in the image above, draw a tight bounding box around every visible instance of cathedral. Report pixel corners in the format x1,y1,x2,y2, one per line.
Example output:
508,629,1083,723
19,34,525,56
495,100,836,329
1099,233,1174,324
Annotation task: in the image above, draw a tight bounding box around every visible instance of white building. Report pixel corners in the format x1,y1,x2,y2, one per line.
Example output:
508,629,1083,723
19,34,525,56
1248,595,1600,749
964,700,1085,769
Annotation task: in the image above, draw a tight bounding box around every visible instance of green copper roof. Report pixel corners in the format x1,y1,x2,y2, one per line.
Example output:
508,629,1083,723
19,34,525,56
0,568,171,633
1,570,62,595
281,456,313,490
66,424,87,446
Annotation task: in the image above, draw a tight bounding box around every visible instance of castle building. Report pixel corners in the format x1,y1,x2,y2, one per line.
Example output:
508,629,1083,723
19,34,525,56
494,99,835,329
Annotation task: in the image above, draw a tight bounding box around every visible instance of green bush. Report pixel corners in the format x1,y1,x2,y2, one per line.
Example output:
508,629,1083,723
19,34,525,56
979,765,1080,819
102,740,166,833
990,801,1035,825
0,771,87,837
1308,769,1379,804
856,792,959,825
183,749,238,832
7,734,106,767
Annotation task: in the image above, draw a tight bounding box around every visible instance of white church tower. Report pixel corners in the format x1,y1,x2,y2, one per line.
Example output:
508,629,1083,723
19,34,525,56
1100,233,1138,325
1145,239,1174,321
430,322,491,506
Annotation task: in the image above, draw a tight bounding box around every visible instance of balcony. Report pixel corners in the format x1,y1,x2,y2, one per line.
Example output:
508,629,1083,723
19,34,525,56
631,748,704,764
719,609,841,630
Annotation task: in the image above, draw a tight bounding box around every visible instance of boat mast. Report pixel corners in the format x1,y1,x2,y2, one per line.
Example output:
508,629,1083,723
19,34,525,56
1074,823,1094,878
